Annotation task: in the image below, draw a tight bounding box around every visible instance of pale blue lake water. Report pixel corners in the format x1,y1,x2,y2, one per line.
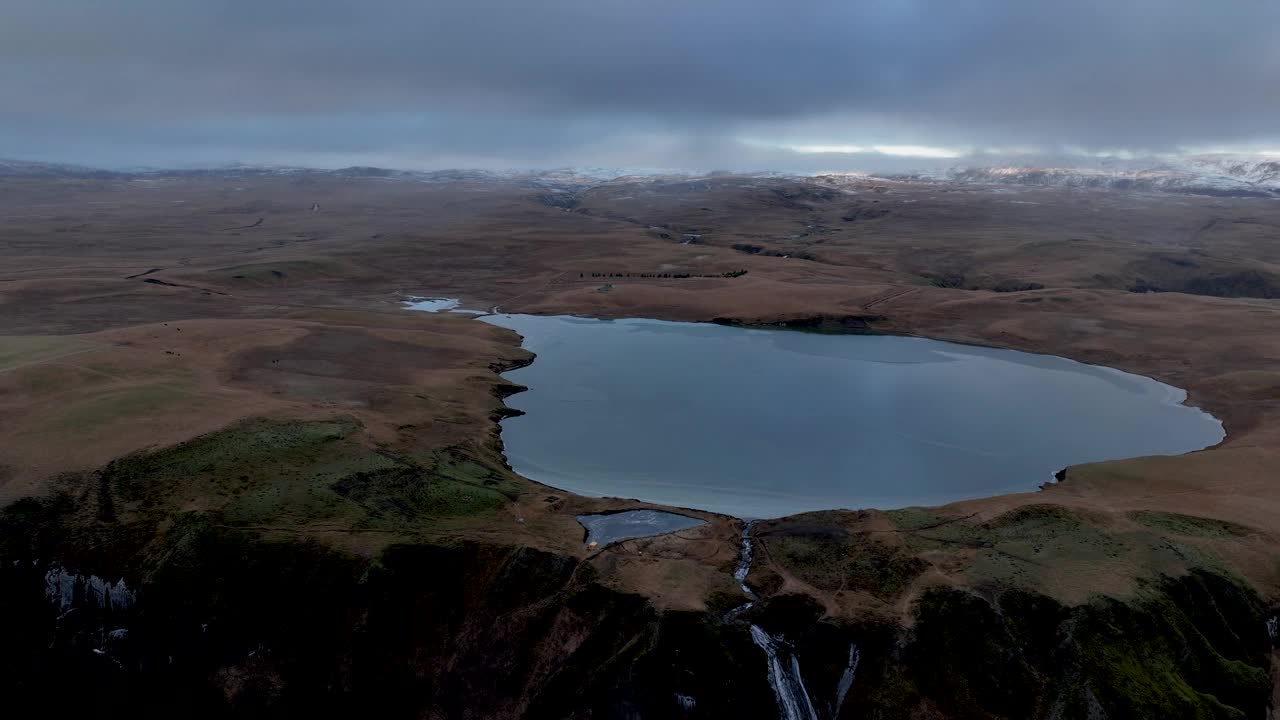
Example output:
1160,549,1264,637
480,314,1225,518
577,509,705,547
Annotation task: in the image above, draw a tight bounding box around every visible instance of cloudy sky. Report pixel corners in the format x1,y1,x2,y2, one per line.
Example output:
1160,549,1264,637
3,0,1278,170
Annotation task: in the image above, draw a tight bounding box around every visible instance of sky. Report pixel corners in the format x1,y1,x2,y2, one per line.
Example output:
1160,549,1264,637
2,0,1279,171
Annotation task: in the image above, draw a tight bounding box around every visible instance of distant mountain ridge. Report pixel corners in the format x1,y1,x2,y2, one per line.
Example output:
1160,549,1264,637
3,154,1278,198
0,159,689,186
875,154,1280,198
0,159,125,179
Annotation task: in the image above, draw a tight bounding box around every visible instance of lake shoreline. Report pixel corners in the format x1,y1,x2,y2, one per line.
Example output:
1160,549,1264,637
471,309,1224,519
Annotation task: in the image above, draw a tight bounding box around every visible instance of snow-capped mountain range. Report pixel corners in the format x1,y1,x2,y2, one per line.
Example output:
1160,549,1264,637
872,154,1280,197
2,154,1278,198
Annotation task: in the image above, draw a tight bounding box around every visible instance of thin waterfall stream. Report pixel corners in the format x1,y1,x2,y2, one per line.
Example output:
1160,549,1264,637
733,522,757,598
722,521,757,621
732,521,861,720
832,643,860,718
750,625,821,720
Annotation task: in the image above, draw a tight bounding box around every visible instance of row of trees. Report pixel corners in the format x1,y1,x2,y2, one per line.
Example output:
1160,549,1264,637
580,270,748,280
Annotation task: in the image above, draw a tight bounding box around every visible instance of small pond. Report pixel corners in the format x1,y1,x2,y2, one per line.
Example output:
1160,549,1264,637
578,509,706,547
403,297,488,314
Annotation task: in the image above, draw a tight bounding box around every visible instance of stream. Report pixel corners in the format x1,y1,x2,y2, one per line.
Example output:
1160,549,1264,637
750,625,821,720
732,522,859,720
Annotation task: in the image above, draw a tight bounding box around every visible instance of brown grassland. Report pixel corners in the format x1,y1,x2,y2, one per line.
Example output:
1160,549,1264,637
4,170,1280,622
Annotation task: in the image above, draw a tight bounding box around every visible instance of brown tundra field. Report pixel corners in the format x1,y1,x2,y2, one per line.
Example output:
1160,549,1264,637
5,166,1280,718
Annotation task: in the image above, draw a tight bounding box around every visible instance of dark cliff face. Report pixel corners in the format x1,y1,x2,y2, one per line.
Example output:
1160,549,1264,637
0,495,777,719
759,573,1272,720
2,492,1274,720
0,444,1274,718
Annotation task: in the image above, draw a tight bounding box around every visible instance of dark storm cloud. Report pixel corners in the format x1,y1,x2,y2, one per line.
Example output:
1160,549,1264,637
2,0,1278,168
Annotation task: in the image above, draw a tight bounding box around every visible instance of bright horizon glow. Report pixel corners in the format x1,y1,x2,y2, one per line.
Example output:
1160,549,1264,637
786,143,965,159
1176,145,1280,158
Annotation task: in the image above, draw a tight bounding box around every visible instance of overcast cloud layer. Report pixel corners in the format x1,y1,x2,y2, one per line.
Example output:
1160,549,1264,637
2,0,1278,170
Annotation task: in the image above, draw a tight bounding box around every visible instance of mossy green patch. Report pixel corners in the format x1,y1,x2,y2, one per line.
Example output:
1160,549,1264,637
869,572,1272,720
884,506,954,532
221,452,399,526
967,507,1160,595
883,504,1237,601
886,507,990,551
107,417,359,500
102,418,515,533
331,463,510,523
1130,511,1253,539
1065,579,1271,719
986,504,1088,533
766,533,927,600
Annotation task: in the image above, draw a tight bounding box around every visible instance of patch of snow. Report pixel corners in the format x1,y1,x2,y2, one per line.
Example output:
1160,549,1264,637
863,153,1280,197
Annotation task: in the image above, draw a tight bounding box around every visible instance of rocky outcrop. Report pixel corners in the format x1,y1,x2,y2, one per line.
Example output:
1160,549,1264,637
739,572,1272,720
0,496,777,718
0,426,1274,719
3,484,1273,719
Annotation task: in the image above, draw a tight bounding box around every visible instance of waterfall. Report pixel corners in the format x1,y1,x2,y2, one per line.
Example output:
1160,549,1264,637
731,521,820,720
728,521,857,720
833,642,860,718
750,624,820,720
721,520,759,621
734,520,757,598
43,566,135,613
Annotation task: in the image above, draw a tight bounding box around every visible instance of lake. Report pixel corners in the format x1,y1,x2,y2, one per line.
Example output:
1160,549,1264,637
479,314,1224,518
